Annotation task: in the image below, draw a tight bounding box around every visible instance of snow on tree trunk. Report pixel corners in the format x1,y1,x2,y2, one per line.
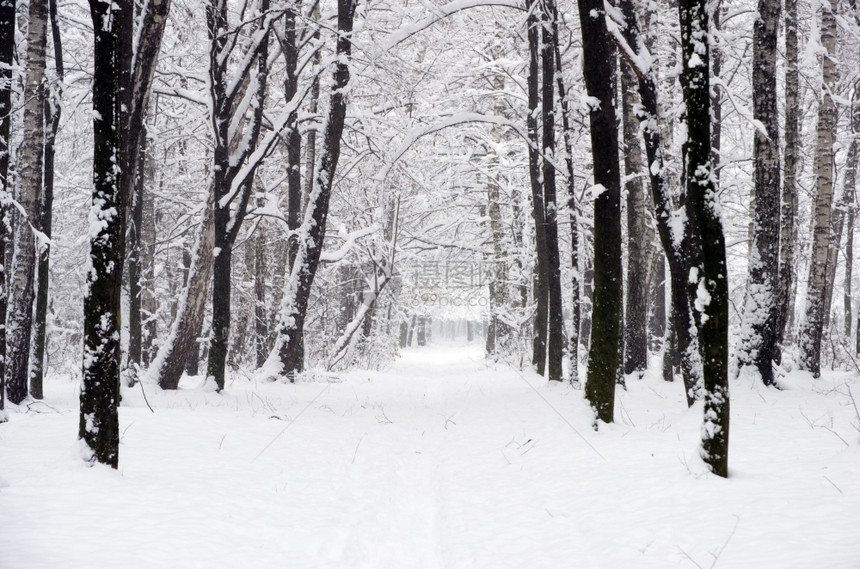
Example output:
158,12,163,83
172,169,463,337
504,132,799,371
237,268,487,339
80,0,132,468
579,0,622,424
737,0,781,386
678,0,729,477
0,0,12,419
151,191,216,389
799,0,838,378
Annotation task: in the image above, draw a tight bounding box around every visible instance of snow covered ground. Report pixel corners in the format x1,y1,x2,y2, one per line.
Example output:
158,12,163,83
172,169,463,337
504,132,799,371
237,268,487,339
1,344,859,568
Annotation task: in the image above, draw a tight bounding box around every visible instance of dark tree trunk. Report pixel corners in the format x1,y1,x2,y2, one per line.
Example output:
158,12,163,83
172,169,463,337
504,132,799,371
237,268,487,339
127,127,147,380
540,0,563,382
776,0,799,358
206,0,270,390
283,4,304,371
30,0,62,399
679,0,729,477
254,203,268,368
80,0,133,468
271,0,358,379
526,0,549,375
141,158,158,366
579,0,622,423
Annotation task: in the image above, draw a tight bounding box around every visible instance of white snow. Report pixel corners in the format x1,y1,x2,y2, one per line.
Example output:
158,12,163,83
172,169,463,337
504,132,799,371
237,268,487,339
1,345,859,568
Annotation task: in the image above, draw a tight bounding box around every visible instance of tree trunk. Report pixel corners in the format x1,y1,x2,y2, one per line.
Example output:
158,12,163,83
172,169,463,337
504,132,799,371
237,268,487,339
737,0,780,386
679,0,729,477
845,89,859,342
127,127,147,381
649,252,666,350
541,0,564,382
254,204,268,368
799,0,838,377
80,0,132,468
140,155,158,365
611,0,702,406
526,0,549,375
0,0,13,419
8,0,50,405
620,52,653,380
485,25,511,360
152,193,215,389
551,9,580,383
30,0,62,399
776,0,800,359
579,0,622,423
268,0,358,379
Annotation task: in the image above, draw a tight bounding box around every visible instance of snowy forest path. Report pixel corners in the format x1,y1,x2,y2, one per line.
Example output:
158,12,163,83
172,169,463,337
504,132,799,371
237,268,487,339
2,344,859,568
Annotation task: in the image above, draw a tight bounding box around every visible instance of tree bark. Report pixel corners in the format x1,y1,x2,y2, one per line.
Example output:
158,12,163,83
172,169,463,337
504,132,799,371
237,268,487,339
8,0,50,405
737,0,780,386
679,0,729,477
550,10,580,382
485,25,512,360
152,194,215,389
254,202,268,368
80,0,133,468
799,0,838,377
526,0,549,375
579,0,622,423
127,127,147,380
30,0,63,399
776,0,800,359
0,0,14,420
845,88,859,343
540,0,563,382
140,153,158,365
620,51,653,380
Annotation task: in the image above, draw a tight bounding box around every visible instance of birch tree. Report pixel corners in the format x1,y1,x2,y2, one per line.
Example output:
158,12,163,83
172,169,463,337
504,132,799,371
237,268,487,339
799,0,839,377
7,0,50,405
30,0,63,399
